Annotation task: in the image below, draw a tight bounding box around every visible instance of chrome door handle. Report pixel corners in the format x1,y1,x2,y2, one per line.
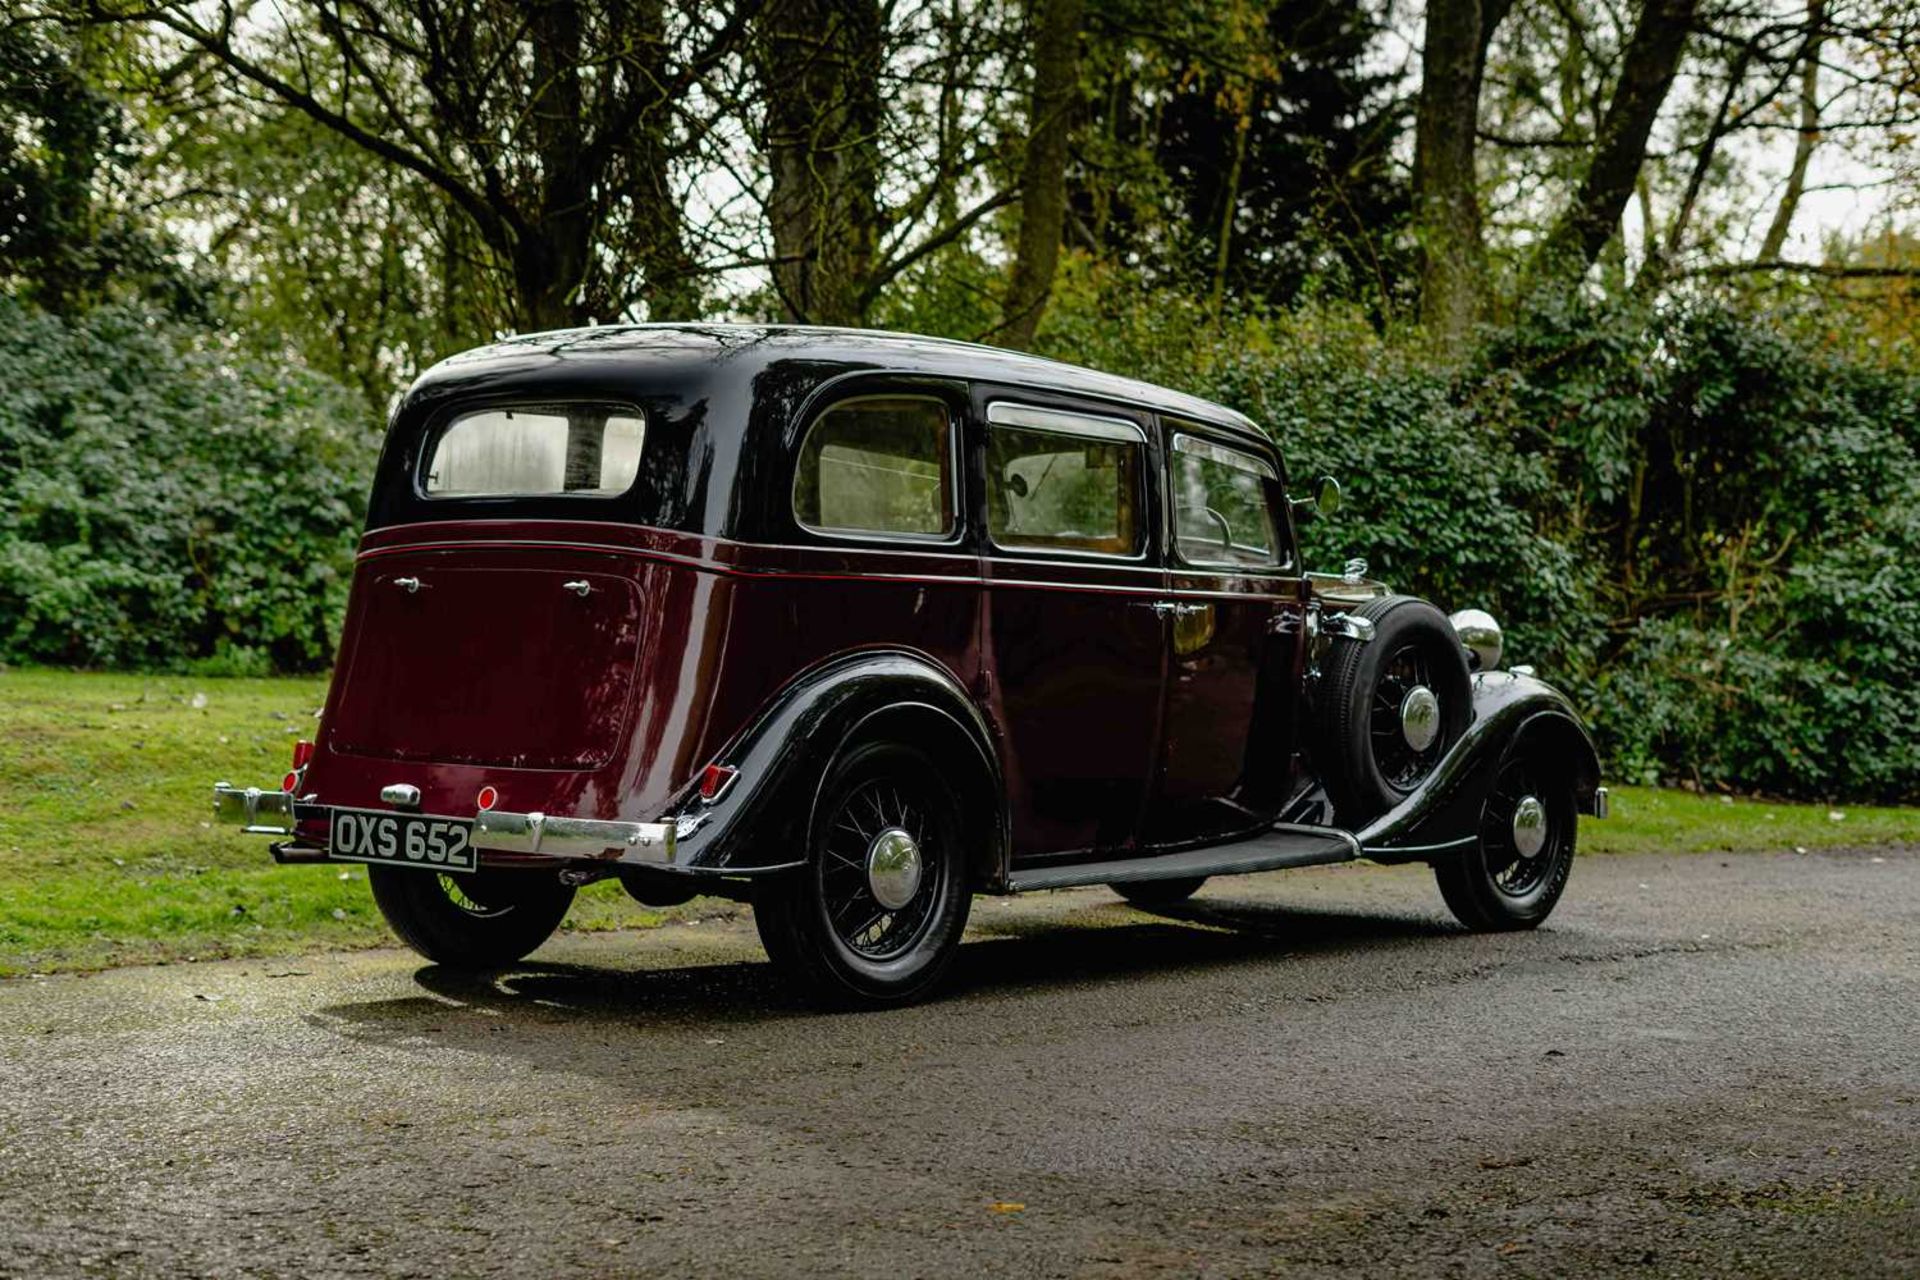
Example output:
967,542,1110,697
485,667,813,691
1138,601,1176,618
562,579,593,597
393,577,421,594
1173,602,1209,617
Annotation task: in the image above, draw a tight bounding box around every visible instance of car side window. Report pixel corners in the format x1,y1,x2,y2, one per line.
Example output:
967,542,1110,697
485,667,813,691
985,403,1145,557
1170,432,1283,569
792,397,956,539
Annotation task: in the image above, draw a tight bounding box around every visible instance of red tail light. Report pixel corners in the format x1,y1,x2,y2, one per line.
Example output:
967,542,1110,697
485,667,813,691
476,785,499,811
281,771,300,793
699,764,738,801
292,739,315,768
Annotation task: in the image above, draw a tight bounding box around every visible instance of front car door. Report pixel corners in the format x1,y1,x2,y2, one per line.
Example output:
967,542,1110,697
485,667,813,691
972,394,1169,860
1144,423,1308,846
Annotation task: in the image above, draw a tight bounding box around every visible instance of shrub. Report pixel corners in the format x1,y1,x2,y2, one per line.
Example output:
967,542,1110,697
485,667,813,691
0,297,371,670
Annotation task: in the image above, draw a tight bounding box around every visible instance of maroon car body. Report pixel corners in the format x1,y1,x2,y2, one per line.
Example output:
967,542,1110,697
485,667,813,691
214,325,1605,1003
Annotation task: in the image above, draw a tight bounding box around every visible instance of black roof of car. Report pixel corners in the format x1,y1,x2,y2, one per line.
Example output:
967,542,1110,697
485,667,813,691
411,323,1271,450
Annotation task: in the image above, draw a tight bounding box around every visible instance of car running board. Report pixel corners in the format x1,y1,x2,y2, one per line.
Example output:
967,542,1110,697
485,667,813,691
1005,823,1361,893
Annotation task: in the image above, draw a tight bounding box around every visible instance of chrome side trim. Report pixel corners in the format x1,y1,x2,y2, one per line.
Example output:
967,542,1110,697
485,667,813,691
212,783,296,835
471,809,675,864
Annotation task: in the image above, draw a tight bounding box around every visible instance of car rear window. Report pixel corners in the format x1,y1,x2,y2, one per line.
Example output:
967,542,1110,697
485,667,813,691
792,397,956,539
985,404,1144,557
422,406,646,498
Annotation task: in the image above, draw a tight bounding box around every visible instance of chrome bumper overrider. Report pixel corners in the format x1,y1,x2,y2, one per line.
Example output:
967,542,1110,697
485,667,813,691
210,784,676,864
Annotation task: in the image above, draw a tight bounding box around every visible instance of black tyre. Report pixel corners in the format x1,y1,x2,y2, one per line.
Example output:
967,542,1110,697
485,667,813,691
1111,877,1207,907
1434,757,1576,930
368,865,575,968
1317,594,1472,823
751,741,972,1007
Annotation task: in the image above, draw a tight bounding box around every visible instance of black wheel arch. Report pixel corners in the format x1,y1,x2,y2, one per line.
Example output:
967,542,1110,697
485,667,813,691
1353,670,1603,864
669,649,1009,887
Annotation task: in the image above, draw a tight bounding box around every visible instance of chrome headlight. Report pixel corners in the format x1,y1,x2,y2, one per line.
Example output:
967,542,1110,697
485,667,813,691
1449,608,1503,672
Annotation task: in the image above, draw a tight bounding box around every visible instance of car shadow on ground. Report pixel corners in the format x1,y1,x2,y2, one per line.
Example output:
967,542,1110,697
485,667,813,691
309,896,1461,1043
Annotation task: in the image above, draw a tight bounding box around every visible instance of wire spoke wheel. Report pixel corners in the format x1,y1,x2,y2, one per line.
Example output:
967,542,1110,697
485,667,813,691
753,740,972,1006
817,778,944,961
1435,754,1576,932
435,870,520,919
1368,643,1443,792
1478,762,1561,899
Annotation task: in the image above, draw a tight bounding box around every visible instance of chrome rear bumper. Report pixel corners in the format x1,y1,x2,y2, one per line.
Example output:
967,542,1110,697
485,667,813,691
210,784,676,864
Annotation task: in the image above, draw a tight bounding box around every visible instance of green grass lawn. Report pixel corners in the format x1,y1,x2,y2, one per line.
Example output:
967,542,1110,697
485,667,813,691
2,667,1914,977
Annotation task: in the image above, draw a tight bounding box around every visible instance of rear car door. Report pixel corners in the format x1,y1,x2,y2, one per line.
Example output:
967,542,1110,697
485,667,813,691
973,394,1169,859
1143,424,1307,846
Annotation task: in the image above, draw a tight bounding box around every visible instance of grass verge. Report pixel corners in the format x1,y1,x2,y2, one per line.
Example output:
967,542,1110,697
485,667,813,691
2,668,1913,976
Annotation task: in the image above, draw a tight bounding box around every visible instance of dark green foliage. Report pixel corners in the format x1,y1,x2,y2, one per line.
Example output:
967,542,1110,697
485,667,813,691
0,298,373,673
1034,267,1920,801
0,21,199,316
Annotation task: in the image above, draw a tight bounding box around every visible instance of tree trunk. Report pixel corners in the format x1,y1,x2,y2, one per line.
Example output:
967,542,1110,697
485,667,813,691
515,0,594,331
1538,0,1698,276
999,0,1085,350
1411,0,1511,352
757,0,883,326
1758,0,1825,261
629,0,703,321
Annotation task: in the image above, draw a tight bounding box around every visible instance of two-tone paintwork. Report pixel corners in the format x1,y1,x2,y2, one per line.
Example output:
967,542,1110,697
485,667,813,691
295,324,1598,886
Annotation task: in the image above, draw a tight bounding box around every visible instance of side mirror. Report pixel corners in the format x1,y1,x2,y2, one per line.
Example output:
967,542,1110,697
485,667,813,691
1291,475,1341,522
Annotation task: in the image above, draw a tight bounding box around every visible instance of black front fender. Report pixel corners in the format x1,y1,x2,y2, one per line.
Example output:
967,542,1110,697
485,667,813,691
1357,670,1603,863
668,650,1009,885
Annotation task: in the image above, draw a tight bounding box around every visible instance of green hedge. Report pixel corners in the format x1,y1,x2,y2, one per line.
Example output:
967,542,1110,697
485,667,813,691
0,298,372,673
1038,267,1920,802
6,281,1916,802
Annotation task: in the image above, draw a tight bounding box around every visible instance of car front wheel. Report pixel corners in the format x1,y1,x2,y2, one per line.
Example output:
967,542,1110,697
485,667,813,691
1433,758,1576,931
368,865,576,967
752,742,972,1007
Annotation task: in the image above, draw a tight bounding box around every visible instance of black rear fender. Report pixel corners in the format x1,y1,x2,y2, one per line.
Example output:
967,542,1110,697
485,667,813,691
669,651,1008,885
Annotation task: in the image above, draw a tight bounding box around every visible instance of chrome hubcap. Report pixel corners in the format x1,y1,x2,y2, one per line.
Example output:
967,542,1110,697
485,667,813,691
865,827,923,910
1511,795,1548,859
1399,686,1441,753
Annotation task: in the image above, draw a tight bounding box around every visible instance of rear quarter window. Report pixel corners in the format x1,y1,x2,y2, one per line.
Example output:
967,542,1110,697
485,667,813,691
791,397,956,539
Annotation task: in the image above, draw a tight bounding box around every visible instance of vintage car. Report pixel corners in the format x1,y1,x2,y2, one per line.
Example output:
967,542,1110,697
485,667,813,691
213,325,1606,1005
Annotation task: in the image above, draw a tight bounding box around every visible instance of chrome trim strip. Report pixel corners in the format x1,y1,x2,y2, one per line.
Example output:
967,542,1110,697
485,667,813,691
1170,432,1278,480
986,401,1147,442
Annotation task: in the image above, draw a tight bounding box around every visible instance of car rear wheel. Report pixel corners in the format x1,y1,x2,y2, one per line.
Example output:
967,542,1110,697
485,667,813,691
368,865,575,968
1111,877,1207,907
1317,594,1472,824
1434,758,1576,931
752,741,972,1007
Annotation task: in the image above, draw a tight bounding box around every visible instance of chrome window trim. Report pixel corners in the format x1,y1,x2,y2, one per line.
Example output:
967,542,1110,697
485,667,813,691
1171,432,1278,480
790,393,966,548
416,401,650,501
983,406,1151,563
986,401,1148,443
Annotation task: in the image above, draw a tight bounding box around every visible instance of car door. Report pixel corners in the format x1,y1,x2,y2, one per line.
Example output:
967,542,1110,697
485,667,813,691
972,392,1169,859
1143,423,1308,846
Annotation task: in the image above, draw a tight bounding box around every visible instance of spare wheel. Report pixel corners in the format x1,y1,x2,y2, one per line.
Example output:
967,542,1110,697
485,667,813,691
1316,594,1472,823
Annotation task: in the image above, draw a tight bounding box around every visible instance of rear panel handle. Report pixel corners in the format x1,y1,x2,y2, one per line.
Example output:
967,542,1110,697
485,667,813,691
562,579,594,597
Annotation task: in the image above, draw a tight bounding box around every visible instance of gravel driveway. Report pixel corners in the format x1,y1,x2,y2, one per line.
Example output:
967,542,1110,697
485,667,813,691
1,847,1915,1278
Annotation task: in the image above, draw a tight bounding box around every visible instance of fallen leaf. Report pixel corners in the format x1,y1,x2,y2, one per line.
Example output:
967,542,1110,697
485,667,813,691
988,1202,1026,1214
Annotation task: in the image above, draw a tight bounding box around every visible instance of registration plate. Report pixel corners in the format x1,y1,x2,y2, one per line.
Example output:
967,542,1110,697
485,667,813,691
329,808,476,873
